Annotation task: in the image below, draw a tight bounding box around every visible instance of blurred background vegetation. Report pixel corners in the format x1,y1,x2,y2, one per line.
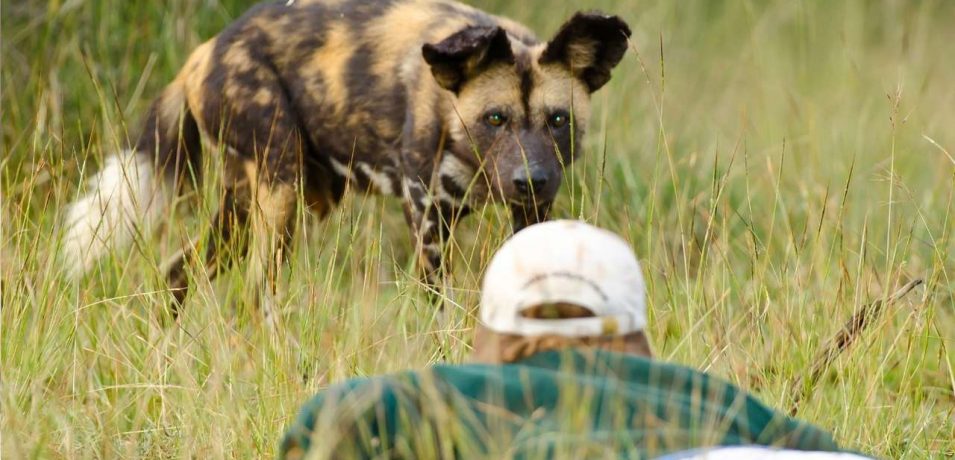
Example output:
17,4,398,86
2,0,953,457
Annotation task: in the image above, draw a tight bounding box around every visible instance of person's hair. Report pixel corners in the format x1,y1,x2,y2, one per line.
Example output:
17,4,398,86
471,303,653,364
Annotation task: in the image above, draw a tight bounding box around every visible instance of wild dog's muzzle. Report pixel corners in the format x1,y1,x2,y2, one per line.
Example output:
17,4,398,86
493,130,563,207
507,162,559,232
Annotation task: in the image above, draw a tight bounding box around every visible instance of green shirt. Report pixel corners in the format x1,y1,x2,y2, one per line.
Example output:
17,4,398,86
280,349,839,459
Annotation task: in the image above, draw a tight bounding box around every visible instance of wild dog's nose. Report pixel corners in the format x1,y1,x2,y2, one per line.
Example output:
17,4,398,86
512,166,550,197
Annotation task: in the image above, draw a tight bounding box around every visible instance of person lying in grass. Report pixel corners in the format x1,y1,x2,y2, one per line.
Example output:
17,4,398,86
279,220,870,459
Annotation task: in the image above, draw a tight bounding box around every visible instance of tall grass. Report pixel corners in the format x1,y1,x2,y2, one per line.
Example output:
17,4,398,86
2,0,954,457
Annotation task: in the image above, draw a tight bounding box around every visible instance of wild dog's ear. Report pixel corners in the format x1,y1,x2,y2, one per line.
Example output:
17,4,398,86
422,26,514,93
540,12,631,92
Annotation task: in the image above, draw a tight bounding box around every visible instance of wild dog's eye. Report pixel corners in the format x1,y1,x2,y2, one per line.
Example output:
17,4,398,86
548,111,570,129
484,111,508,127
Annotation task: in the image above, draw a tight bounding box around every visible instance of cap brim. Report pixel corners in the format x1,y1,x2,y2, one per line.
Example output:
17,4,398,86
505,313,638,337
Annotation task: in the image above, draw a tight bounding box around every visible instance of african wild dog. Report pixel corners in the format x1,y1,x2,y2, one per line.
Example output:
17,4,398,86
61,0,631,317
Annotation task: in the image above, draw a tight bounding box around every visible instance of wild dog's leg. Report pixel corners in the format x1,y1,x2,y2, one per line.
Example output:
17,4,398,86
401,179,442,289
243,163,297,327
399,107,443,292
190,38,310,322
399,106,475,299
402,178,471,299
165,188,250,315
163,160,297,324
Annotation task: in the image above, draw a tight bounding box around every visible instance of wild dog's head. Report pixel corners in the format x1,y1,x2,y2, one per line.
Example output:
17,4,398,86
423,12,630,229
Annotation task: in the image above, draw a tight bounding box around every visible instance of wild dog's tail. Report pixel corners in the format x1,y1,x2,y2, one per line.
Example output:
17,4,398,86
61,76,201,277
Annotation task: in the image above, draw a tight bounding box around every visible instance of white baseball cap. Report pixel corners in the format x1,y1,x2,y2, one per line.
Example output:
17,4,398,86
480,220,647,337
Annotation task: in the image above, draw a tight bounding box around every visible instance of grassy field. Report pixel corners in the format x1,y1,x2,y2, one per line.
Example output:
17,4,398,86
3,0,954,457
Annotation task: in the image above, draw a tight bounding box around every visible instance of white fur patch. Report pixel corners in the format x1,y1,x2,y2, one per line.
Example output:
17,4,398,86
439,154,474,189
61,150,171,278
420,218,435,236
436,153,475,205
358,163,395,196
329,157,356,181
401,177,433,209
